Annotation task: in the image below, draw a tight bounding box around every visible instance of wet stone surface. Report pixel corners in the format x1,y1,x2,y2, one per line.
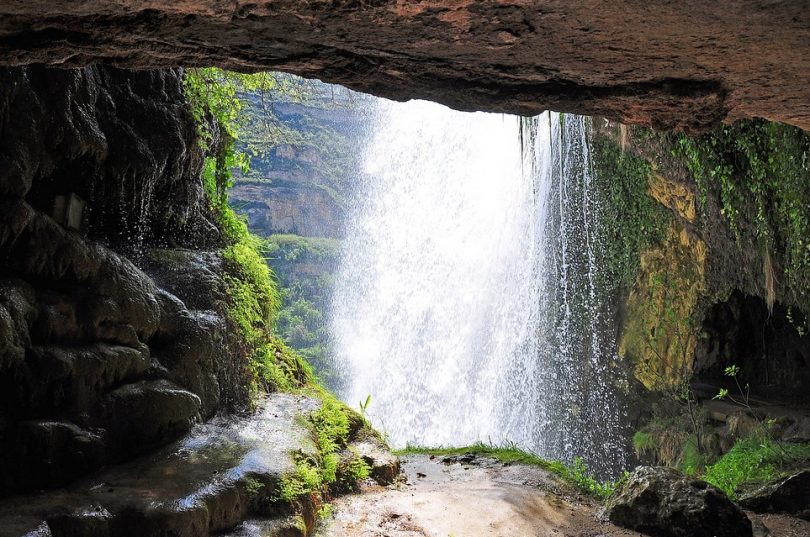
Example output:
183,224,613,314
0,393,319,537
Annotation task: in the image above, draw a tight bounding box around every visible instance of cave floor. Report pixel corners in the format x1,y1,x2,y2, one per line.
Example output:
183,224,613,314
317,455,810,537
317,454,641,537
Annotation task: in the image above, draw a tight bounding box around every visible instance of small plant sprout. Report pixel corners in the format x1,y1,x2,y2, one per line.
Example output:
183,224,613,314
359,394,372,419
715,364,753,409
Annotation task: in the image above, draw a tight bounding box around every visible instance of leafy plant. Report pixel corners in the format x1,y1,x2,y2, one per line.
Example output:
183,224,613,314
674,120,810,311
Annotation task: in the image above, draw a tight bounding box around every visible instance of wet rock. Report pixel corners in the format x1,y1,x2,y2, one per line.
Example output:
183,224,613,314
13,344,150,416
0,64,247,494
143,250,226,312
603,466,752,537
0,280,35,369
739,470,810,520
0,394,319,537
781,418,810,443
225,517,307,537
0,66,214,248
102,380,201,458
352,439,400,485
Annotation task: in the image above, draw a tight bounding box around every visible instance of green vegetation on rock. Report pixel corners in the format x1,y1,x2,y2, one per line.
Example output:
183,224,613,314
184,69,382,513
674,119,810,311
590,135,670,293
264,234,342,386
703,436,810,499
279,389,373,502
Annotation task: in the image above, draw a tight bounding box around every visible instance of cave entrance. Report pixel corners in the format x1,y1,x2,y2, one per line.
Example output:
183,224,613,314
234,76,633,479
694,290,810,404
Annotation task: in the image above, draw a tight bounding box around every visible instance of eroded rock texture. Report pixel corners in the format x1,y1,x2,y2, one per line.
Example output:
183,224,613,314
0,66,250,496
0,2,809,132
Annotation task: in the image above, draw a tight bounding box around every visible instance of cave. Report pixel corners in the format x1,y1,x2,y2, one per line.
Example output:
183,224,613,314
694,291,810,403
0,4,809,537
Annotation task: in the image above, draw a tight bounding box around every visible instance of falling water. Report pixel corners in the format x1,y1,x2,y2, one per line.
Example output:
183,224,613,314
331,101,629,477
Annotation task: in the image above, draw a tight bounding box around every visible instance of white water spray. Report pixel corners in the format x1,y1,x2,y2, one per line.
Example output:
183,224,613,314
331,101,628,476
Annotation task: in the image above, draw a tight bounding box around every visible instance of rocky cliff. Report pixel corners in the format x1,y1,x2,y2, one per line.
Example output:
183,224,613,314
0,2,809,132
0,65,252,496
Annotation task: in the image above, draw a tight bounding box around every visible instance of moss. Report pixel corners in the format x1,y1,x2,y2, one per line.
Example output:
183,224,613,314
276,388,376,501
619,224,706,389
397,443,619,500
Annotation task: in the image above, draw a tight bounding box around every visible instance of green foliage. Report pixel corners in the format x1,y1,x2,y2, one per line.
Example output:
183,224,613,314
277,389,374,501
590,136,670,292
278,455,323,502
674,120,810,309
397,443,619,500
677,436,708,476
632,415,700,469
632,431,655,453
243,476,265,496
263,234,343,387
264,234,341,266
703,437,810,499
358,394,372,420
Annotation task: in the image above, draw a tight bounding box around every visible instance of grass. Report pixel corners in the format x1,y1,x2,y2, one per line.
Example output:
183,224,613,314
396,443,620,500
703,437,810,499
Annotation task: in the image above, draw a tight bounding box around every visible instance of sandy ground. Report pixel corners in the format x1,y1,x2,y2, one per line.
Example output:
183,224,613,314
317,455,810,537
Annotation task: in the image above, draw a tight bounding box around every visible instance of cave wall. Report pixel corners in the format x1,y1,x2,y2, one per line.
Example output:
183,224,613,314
0,66,250,495
593,119,810,406
0,2,809,133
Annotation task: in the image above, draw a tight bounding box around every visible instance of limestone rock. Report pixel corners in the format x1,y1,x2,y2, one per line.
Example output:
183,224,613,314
1,2,809,132
739,470,810,520
10,421,105,491
102,380,202,458
351,439,400,485
603,466,752,537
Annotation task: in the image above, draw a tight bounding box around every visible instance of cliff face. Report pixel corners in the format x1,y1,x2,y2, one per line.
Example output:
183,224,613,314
0,66,250,495
0,2,809,132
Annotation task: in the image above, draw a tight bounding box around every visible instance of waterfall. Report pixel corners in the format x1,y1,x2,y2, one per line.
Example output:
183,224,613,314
330,100,628,477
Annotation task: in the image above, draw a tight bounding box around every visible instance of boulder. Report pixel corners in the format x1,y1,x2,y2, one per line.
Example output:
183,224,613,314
739,470,810,520
9,420,105,490
603,466,752,537
351,439,400,485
